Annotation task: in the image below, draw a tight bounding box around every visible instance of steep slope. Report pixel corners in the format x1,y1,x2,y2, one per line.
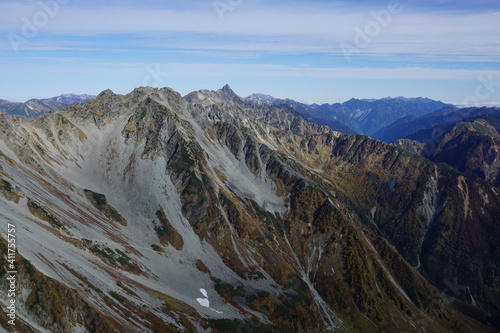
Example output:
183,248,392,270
403,118,500,186
263,120,499,325
388,108,500,185
0,94,95,118
0,86,497,332
431,119,500,185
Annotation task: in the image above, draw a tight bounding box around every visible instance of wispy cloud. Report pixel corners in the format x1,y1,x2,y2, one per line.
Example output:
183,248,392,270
3,60,498,82
0,0,499,102
1,2,499,59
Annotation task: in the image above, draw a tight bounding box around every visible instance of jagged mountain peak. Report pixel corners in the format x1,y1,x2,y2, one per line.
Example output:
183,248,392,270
51,86,190,129
219,83,234,94
217,84,242,102
126,86,184,104
184,85,243,107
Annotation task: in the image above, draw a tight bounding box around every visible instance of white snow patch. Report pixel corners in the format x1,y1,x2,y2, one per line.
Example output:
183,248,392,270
197,297,210,308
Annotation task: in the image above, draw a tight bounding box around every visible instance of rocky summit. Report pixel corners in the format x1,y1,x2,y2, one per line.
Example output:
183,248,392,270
0,86,498,332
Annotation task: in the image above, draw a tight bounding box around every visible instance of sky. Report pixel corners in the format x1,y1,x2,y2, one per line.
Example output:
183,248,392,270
0,0,499,105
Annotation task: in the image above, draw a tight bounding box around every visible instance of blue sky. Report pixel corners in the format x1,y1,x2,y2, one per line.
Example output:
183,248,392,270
1,0,499,105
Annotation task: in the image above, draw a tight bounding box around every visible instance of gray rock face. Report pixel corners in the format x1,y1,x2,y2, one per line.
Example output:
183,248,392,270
0,86,498,333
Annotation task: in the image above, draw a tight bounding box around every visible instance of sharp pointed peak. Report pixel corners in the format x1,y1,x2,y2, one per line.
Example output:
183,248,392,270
221,84,233,91
184,84,242,107
218,84,239,97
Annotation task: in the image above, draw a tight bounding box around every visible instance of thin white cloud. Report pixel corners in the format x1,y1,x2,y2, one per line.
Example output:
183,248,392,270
1,2,498,60
3,61,500,82
166,63,500,81
1,1,499,102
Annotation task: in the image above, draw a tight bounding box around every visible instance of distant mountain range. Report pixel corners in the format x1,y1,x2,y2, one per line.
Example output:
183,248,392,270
244,94,454,136
0,94,95,118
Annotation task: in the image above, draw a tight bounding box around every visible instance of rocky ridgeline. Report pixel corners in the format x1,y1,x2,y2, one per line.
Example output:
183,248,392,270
0,86,498,332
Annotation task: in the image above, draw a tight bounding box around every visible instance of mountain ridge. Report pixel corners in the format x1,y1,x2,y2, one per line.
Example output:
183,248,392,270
1,89,454,139
0,85,498,332
0,94,96,118
390,109,500,186
243,93,454,135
